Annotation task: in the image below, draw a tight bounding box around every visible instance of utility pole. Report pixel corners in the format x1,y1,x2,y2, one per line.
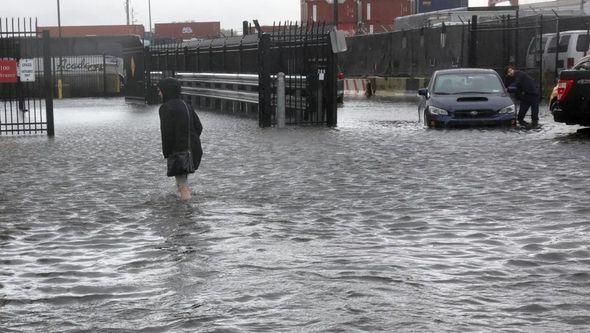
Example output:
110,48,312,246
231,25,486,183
56,0,64,99
148,0,152,33
333,0,339,28
125,0,130,25
57,0,62,37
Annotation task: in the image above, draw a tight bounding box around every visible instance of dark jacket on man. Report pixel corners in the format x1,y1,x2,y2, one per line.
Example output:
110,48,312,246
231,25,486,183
508,70,539,103
158,78,203,170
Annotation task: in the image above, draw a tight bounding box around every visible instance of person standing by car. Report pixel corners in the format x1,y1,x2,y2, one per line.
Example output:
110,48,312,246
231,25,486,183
158,77,203,201
505,65,540,128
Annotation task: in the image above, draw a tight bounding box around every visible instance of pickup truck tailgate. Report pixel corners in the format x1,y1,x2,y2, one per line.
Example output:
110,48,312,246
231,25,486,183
554,70,590,125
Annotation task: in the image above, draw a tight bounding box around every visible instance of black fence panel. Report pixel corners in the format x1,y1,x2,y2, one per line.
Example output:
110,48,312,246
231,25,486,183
0,18,54,136
341,14,548,77
145,22,337,127
264,22,336,126
123,45,146,101
52,55,122,98
342,25,470,78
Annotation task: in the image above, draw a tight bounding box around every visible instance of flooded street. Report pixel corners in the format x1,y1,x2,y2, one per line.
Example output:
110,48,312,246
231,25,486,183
1,97,590,332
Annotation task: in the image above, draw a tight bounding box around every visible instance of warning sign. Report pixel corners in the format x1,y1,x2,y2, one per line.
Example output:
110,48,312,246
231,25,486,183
18,59,36,82
0,60,18,83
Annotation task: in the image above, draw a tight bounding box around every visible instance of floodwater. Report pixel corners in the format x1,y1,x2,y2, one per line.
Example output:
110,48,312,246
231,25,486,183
1,97,590,332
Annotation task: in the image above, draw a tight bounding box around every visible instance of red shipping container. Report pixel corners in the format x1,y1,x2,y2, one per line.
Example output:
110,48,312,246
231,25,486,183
154,22,221,40
301,0,411,34
38,25,145,38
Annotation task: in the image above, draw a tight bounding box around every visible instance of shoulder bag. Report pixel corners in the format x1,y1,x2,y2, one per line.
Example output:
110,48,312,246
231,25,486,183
166,101,196,177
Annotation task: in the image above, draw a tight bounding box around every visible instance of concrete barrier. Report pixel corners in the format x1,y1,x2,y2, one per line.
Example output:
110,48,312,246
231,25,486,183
344,77,430,98
344,78,368,97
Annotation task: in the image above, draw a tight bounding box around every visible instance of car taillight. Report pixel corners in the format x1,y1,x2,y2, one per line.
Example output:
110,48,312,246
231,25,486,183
567,58,575,69
557,79,574,103
337,72,344,80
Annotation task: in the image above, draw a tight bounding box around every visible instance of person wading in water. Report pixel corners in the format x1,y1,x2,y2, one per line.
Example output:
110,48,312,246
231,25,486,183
158,78,203,201
505,65,540,128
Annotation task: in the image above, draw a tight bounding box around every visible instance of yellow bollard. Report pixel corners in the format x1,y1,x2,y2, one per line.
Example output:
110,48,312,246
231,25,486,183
58,79,63,99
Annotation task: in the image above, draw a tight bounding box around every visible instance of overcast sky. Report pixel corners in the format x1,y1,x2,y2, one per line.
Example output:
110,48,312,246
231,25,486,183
1,0,546,32
0,0,302,32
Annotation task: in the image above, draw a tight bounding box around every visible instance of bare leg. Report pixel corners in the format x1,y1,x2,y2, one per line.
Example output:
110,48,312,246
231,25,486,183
175,174,191,201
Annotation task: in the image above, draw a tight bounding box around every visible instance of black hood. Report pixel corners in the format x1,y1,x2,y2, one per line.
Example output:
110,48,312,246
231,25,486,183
158,77,181,103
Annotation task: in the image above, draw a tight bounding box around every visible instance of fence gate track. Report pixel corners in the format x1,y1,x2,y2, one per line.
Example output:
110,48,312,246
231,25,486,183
0,17,54,136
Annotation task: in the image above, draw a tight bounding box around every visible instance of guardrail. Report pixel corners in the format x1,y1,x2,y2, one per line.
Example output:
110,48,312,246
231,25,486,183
177,72,259,104
171,72,308,127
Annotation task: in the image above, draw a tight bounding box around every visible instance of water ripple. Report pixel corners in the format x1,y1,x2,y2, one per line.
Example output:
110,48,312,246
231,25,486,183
1,98,589,331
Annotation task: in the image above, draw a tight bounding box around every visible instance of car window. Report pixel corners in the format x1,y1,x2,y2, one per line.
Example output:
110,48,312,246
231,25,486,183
576,34,590,52
433,73,504,94
547,35,571,53
574,60,590,70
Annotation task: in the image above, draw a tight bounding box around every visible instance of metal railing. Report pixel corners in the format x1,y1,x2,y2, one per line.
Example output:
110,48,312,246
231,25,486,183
174,72,308,127
177,72,259,104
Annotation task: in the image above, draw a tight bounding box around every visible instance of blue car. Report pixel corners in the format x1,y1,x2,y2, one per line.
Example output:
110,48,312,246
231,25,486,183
418,69,516,128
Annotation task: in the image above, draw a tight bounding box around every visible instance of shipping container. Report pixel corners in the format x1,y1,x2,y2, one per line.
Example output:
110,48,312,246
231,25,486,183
300,0,411,35
416,0,468,13
38,25,145,38
154,22,221,41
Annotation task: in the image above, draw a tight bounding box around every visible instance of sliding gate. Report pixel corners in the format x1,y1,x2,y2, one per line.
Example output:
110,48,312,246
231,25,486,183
259,23,338,127
0,18,54,136
143,22,338,127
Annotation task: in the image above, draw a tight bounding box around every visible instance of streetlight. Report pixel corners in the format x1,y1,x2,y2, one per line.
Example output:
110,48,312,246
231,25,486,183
148,0,152,33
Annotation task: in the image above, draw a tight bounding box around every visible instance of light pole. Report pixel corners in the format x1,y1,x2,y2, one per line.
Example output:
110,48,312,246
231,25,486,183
125,0,130,25
333,0,339,29
57,0,62,37
148,0,152,33
56,0,64,99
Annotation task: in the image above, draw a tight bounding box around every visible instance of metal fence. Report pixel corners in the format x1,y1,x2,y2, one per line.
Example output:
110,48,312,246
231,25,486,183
52,54,123,98
143,22,338,127
341,14,590,96
0,18,54,136
262,22,337,127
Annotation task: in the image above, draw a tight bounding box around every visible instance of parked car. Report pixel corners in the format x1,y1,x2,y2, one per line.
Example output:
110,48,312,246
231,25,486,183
418,68,516,128
551,56,590,126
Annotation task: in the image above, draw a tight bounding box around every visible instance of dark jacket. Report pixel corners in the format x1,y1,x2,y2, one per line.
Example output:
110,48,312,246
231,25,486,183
158,78,203,169
508,70,539,102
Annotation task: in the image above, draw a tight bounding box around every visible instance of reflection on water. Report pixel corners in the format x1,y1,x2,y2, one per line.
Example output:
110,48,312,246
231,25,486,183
1,97,590,332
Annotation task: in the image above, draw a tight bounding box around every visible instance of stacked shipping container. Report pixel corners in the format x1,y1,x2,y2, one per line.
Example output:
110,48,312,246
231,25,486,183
154,22,221,41
38,25,145,38
301,0,412,34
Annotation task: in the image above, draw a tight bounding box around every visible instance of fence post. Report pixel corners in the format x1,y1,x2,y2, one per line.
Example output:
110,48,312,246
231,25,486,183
327,41,338,127
515,11,520,67
277,72,286,128
42,30,55,136
539,15,544,97
103,54,107,95
258,33,272,128
184,46,190,71
468,15,478,68
554,15,560,80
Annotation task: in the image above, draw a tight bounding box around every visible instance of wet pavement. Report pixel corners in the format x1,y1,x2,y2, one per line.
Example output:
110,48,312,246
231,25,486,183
1,97,590,332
